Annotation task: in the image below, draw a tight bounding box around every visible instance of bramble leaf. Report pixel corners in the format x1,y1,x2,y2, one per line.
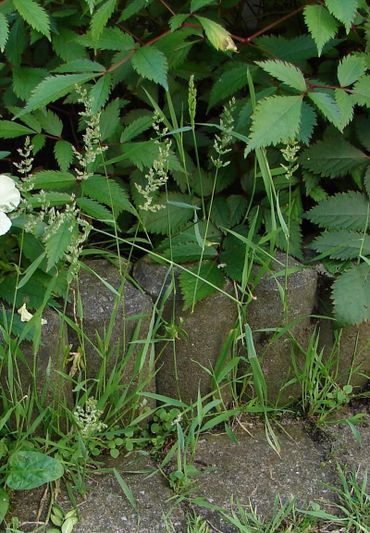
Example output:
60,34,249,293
246,95,303,154
120,115,152,142
352,76,370,108
256,60,306,92
89,74,112,113
131,47,168,89
306,192,370,231
45,220,75,271
54,140,74,171
297,101,317,145
308,91,342,129
0,120,35,138
337,54,366,87
16,73,97,117
325,0,359,34
90,0,117,42
179,261,225,310
13,0,50,40
333,263,370,324
304,5,338,56
311,230,370,260
0,13,9,52
300,134,367,178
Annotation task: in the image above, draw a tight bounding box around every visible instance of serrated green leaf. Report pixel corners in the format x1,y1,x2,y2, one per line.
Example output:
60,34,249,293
35,109,63,137
53,28,87,62
196,15,237,52
119,0,151,21
13,0,50,40
304,5,338,56
337,54,366,87
54,140,74,171
77,197,114,224
311,230,370,260
140,192,197,234
306,192,370,231
53,59,106,73
191,0,216,11
246,95,302,154
365,166,370,198
255,34,334,62
179,261,225,310
355,115,370,152
169,14,189,31
297,101,317,145
100,98,121,140
5,17,26,65
32,170,75,189
81,175,134,214
352,76,370,108
12,67,49,101
7,451,64,491
90,0,117,42
300,134,367,178
0,120,35,138
132,47,168,90
308,91,342,129
89,74,112,113
120,115,152,142
325,0,359,34
256,60,306,92
32,133,46,155
16,73,97,117
0,13,9,52
28,192,72,209
219,227,247,282
333,263,370,324
45,220,75,271
335,89,354,130
208,63,249,110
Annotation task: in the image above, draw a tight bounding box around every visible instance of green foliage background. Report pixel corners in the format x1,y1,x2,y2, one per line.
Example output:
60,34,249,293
0,0,369,324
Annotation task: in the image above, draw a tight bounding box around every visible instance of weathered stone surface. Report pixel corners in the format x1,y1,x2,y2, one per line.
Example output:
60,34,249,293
68,260,155,407
0,307,71,407
242,254,318,405
133,256,237,405
191,424,335,531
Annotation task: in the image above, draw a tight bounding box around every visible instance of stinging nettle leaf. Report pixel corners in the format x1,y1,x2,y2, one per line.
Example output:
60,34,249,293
246,95,303,154
131,47,168,90
304,5,338,56
0,13,9,52
16,73,97,117
256,60,306,92
337,54,367,87
325,0,359,34
13,0,50,40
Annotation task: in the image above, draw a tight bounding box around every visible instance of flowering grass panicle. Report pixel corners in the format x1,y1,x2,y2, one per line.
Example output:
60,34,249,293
73,397,107,438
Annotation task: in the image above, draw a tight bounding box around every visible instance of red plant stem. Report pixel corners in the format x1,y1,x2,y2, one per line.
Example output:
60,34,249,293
231,4,305,44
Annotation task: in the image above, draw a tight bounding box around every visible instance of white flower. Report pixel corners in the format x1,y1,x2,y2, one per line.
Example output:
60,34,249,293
0,174,21,236
18,303,48,325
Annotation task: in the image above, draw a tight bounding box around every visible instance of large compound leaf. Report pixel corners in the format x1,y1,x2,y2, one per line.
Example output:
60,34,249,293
311,230,370,260
304,5,338,56
333,263,370,324
6,451,64,490
306,192,370,231
325,0,359,34
131,47,168,89
256,60,306,92
246,95,302,154
337,54,367,87
13,0,50,40
300,134,367,178
16,73,97,117
179,261,225,310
